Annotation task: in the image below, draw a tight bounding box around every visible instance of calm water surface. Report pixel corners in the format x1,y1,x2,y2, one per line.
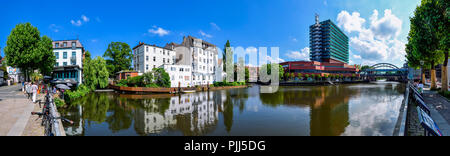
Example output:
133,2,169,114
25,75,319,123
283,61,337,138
61,81,405,136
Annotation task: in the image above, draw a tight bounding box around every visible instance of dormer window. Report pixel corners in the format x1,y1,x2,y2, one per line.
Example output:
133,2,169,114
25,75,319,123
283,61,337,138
55,43,59,47
72,42,76,49
63,42,67,47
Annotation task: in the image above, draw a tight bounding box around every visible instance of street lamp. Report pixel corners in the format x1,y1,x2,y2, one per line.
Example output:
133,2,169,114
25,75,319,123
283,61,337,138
420,60,424,84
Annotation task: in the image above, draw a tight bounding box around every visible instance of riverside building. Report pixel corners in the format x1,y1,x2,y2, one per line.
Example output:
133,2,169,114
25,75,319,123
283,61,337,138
132,36,220,88
281,14,358,77
52,40,85,86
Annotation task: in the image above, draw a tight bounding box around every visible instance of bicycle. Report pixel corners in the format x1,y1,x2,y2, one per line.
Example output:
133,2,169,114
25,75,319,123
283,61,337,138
31,76,73,136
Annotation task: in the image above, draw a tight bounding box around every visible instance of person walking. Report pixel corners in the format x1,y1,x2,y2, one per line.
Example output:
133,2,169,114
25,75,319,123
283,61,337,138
32,82,38,103
22,81,25,92
25,82,31,99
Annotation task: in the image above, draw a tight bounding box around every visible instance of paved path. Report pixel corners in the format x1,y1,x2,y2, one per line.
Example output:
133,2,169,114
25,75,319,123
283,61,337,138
423,91,450,136
0,85,44,136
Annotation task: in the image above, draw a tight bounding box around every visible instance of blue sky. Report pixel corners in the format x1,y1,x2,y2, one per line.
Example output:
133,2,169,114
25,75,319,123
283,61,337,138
0,0,421,67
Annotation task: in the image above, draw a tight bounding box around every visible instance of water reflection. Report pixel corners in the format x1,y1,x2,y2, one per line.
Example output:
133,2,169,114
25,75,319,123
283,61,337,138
62,82,405,136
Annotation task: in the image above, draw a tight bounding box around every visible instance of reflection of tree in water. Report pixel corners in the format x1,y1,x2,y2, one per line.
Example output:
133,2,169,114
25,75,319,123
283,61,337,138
259,85,356,136
222,88,249,133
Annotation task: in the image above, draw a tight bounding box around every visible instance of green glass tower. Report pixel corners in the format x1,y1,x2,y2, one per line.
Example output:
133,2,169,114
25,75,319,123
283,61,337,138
310,14,349,64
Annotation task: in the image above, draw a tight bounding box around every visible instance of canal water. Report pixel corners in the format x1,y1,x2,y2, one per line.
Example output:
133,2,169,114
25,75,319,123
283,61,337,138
61,81,405,136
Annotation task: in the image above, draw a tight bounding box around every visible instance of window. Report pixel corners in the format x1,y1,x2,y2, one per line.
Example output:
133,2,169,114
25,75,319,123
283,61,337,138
63,42,67,47
72,52,76,57
55,62,59,67
72,42,76,49
55,43,59,47
163,58,165,63
55,52,59,59
63,62,67,66
171,67,176,71
153,57,156,61
146,56,149,61
179,68,184,72
153,65,156,69
146,64,149,70
163,50,165,55
146,47,148,52
63,52,67,59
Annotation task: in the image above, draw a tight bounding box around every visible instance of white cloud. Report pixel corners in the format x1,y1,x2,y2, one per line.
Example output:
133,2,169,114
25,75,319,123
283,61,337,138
199,30,212,38
148,26,170,37
266,56,285,64
286,47,310,61
70,20,82,26
369,10,402,40
337,9,405,66
81,15,90,22
71,15,90,26
210,22,221,31
49,24,60,32
337,11,366,33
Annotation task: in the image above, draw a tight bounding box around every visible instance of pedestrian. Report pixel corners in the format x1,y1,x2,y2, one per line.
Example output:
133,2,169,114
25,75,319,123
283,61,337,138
25,82,31,99
32,82,38,103
22,81,25,92
418,80,424,94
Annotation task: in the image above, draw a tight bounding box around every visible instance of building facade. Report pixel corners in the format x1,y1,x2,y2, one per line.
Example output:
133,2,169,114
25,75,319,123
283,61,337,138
310,14,349,64
52,40,84,85
280,15,357,77
132,42,176,74
132,36,220,88
163,65,193,88
177,36,219,86
280,61,359,77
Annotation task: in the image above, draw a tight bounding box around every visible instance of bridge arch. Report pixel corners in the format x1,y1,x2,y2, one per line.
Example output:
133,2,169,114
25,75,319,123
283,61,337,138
370,63,400,70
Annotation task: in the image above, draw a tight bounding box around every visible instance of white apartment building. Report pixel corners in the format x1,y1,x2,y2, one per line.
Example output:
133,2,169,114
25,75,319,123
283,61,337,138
132,36,221,88
52,40,84,85
163,64,193,88
176,36,219,86
133,42,176,74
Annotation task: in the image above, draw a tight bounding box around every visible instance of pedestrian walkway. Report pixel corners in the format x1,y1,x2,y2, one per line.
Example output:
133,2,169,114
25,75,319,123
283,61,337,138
0,85,44,136
423,91,450,136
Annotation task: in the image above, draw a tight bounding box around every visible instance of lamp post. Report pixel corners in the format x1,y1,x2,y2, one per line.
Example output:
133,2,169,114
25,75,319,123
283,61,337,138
420,60,425,84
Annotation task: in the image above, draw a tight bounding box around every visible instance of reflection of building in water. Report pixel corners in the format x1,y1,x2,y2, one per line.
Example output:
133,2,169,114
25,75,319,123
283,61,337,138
65,105,84,136
135,91,225,135
309,86,352,136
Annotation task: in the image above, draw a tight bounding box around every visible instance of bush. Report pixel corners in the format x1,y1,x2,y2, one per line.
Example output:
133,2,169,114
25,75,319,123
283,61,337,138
64,85,92,102
439,91,450,99
54,97,65,108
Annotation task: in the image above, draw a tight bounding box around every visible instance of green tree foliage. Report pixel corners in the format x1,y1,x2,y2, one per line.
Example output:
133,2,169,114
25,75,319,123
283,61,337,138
407,0,447,89
223,40,233,72
38,36,56,75
153,68,171,88
103,42,133,77
84,56,110,90
4,23,55,80
260,63,284,81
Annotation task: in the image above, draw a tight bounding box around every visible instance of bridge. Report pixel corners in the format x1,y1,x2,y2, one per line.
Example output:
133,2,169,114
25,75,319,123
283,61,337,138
361,63,408,82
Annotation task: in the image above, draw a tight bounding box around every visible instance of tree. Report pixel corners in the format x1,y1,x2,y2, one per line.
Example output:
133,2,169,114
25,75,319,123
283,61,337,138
408,0,445,89
360,65,371,71
38,36,56,75
259,63,284,82
245,67,249,82
4,23,55,80
223,40,233,72
84,56,110,90
153,68,171,88
435,0,449,91
103,42,133,77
